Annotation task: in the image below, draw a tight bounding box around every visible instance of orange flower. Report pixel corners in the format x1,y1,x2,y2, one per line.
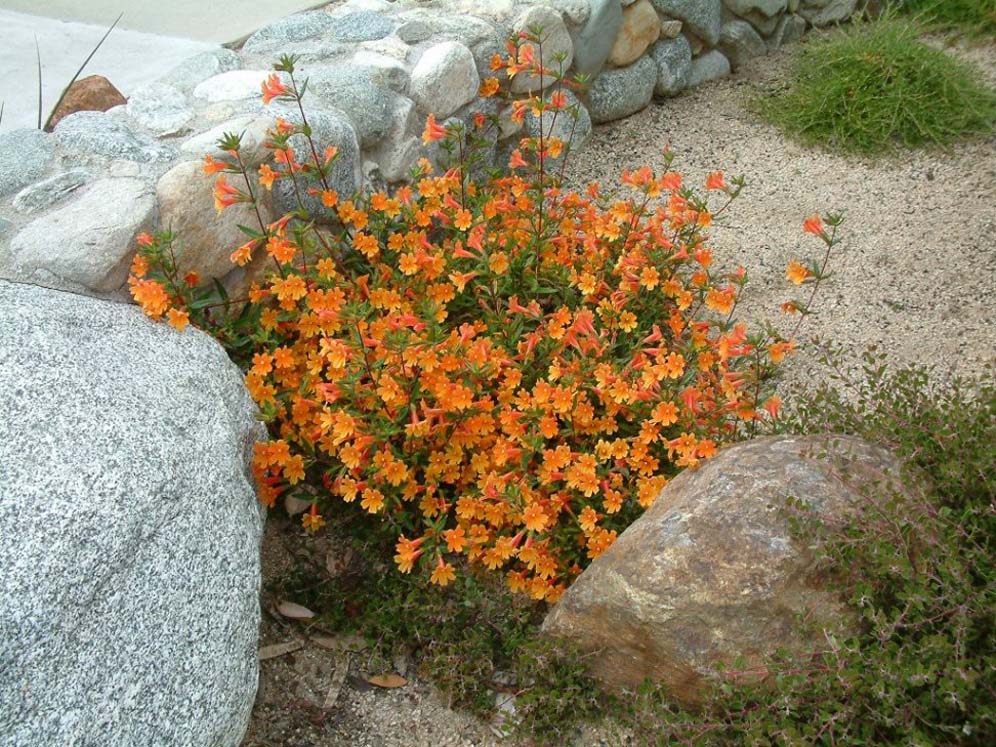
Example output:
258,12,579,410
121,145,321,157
203,155,227,174
129,277,170,318
266,237,297,264
394,535,425,573
261,73,288,104
489,251,509,275
522,503,549,533
422,113,447,144
768,340,795,363
786,261,811,285
258,163,278,190
478,77,500,97
443,526,468,553
321,189,339,208
230,239,256,266
803,214,824,236
705,171,726,190
213,175,241,212
166,308,190,332
430,557,456,586
135,232,154,247
361,487,385,514
705,287,735,315
763,396,782,418
302,504,325,533
130,254,149,278
183,271,200,288
578,506,600,533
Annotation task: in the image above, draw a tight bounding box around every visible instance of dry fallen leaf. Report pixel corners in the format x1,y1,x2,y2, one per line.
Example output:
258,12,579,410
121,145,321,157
277,601,315,620
258,640,304,660
284,495,311,516
322,656,350,711
366,673,408,689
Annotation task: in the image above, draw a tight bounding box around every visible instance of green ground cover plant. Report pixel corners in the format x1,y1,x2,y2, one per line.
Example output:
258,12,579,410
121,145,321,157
619,351,996,745
891,0,996,36
273,351,996,745
758,17,996,154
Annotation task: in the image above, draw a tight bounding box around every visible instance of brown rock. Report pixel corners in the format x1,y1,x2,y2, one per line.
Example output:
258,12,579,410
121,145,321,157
45,75,127,131
543,434,914,703
608,0,662,67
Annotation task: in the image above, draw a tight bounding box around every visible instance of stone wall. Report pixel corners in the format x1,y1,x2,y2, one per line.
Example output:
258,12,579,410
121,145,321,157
0,0,856,301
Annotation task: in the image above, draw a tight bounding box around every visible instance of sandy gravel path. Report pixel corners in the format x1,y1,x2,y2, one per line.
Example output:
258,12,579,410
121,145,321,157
564,38,996,391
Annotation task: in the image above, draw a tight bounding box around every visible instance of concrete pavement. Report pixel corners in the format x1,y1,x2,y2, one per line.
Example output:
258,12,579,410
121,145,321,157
0,1,326,43
0,1,327,132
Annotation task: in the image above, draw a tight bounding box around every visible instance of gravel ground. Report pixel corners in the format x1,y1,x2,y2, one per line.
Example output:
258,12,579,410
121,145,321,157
564,36,996,392
241,33,996,747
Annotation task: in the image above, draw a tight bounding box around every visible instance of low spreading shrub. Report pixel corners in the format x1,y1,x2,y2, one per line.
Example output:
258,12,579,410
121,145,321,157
274,352,996,746
619,352,996,745
129,37,834,601
758,16,996,154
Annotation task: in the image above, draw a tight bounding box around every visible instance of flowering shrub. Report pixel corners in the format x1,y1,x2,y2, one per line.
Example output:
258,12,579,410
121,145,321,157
130,36,838,601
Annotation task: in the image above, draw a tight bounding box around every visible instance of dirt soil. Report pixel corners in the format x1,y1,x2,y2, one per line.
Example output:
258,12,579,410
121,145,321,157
241,34,995,747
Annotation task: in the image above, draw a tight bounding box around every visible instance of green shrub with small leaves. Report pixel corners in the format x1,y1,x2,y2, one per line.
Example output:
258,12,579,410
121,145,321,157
617,348,996,745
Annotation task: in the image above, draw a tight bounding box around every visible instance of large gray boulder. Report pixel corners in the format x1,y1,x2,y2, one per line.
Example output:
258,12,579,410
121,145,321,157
1,177,156,295
544,435,912,703
241,9,339,54
11,169,90,215
650,0,723,47
0,280,265,747
724,0,788,16
571,0,623,75
687,49,732,87
126,82,195,137
158,48,242,92
650,35,693,97
308,64,397,147
768,12,808,48
799,0,858,26
719,19,767,70
584,54,657,124
409,41,480,118
54,111,174,163
326,9,394,42
0,129,55,198
193,70,272,104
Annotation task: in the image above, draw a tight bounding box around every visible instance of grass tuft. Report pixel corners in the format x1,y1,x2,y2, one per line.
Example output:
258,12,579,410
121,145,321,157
757,17,996,154
893,0,996,37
